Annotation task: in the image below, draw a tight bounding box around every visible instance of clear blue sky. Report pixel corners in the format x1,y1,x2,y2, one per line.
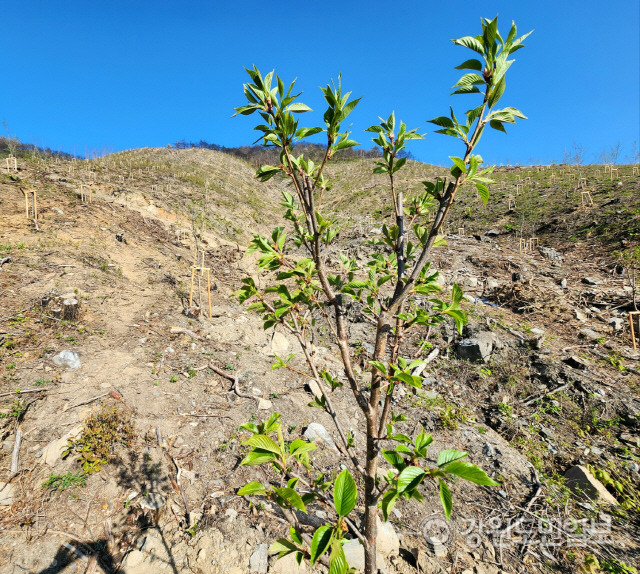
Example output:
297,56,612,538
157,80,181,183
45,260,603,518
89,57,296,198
2,1,638,166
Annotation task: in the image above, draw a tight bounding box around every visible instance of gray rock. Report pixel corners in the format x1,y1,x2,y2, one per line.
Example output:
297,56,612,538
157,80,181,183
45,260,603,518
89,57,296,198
303,423,338,452
140,493,165,511
424,535,447,559
486,278,500,290
306,380,323,401
462,276,478,288
574,309,587,321
51,350,81,370
250,543,269,573
270,332,290,355
482,442,496,457
0,481,15,506
342,539,365,572
456,331,497,363
257,399,273,410
376,517,399,557
619,433,640,447
609,317,625,331
582,277,601,286
560,278,567,288
538,246,563,261
269,551,308,573
579,329,601,341
484,229,500,237
564,465,618,505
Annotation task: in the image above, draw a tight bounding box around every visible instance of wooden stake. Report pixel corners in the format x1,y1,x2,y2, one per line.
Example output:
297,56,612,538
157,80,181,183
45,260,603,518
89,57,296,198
581,190,593,206
633,166,639,176
630,312,639,350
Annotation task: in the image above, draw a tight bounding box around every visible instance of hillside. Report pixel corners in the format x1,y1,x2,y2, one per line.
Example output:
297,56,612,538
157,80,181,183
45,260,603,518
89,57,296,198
1,149,639,574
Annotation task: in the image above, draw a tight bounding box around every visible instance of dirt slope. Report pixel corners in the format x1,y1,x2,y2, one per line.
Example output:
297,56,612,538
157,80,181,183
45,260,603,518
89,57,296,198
0,152,639,574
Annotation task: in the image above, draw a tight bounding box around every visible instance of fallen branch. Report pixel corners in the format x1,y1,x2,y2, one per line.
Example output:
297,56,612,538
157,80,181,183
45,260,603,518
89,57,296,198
63,392,111,411
519,383,570,406
164,451,191,526
10,428,22,475
170,327,200,340
0,388,46,398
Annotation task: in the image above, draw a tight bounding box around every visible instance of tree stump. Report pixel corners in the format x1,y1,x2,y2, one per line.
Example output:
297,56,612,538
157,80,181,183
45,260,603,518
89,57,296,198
62,299,79,321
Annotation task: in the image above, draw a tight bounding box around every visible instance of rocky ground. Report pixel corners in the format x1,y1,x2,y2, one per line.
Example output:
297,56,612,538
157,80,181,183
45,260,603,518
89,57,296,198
0,152,639,574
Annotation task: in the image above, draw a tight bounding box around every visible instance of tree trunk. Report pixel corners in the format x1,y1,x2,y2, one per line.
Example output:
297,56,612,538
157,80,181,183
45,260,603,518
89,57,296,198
62,298,79,321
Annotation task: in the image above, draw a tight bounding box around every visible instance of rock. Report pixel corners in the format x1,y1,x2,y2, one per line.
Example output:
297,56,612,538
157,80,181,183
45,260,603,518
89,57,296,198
456,331,497,363
257,399,273,410
619,433,640,447
270,332,290,355
538,246,563,261
413,551,447,574
582,277,601,286
511,272,522,282
250,543,269,573
609,317,625,331
303,423,338,452
140,493,165,511
41,425,83,467
376,517,399,557
225,508,238,521
486,278,499,290
51,350,81,370
269,551,308,573
483,442,496,457
579,329,601,341
307,380,323,401
560,278,567,288
462,276,479,288
424,535,447,559
484,229,500,237
574,309,587,321
563,355,588,370
0,481,15,506
342,539,365,572
564,465,618,505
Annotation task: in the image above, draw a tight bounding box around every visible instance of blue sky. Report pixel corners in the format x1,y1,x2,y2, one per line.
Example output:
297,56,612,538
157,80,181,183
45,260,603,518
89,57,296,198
2,1,638,166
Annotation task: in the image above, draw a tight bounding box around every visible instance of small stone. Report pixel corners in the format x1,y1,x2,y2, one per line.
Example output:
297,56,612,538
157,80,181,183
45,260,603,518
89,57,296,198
140,493,165,511
303,423,338,452
270,332,290,355
609,317,625,331
376,517,399,557
538,246,563,261
619,433,640,447
560,278,567,288
257,399,272,410
484,229,500,237
51,350,81,370
424,535,447,559
574,309,587,321
225,508,238,521
269,551,308,573
307,380,323,400
342,539,365,572
564,465,618,505
582,277,601,286
579,328,601,341
0,482,15,506
483,442,496,457
249,543,268,573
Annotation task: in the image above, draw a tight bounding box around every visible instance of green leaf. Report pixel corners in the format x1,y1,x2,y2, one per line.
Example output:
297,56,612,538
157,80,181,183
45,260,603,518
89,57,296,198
288,102,312,113
369,361,387,376
238,481,267,496
240,450,277,466
328,542,349,574
243,434,281,455
443,461,499,485
455,58,483,71
290,526,302,545
475,182,490,206
439,479,453,520
333,469,357,517
310,525,333,565
380,489,399,521
382,449,407,472
270,538,298,557
397,466,426,494
275,487,307,511
451,283,463,305
449,156,466,173
453,73,484,87
452,35,485,55
437,449,468,467
428,116,455,128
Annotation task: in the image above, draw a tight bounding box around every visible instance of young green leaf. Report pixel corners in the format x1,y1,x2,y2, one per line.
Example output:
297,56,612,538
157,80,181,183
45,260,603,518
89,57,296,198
443,461,499,485
310,525,333,565
333,469,357,517
439,479,453,520
238,481,267,496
